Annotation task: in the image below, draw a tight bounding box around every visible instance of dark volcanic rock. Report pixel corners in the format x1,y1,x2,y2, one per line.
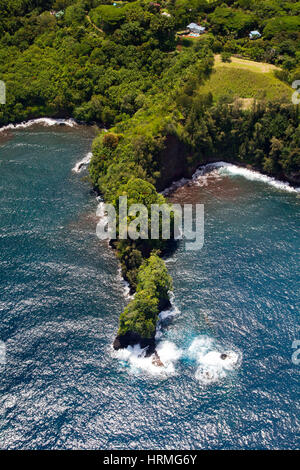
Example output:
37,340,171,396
152,351,164,367
156,135,190,191
113,331,156,355
155,134,300,193
158,297,171,312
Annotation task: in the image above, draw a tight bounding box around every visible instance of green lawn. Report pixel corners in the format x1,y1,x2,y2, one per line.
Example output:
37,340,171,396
200,59,292,104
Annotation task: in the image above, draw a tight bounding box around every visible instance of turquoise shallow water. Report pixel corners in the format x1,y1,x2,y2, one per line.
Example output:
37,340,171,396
0,125,299,449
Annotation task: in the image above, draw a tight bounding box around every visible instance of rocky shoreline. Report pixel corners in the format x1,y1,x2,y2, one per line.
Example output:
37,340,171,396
111,158,299,366
113,297,172,366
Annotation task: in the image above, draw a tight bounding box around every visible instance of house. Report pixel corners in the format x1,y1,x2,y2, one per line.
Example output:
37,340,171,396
55,10,64,18
249,30,261,40
187,23,206,34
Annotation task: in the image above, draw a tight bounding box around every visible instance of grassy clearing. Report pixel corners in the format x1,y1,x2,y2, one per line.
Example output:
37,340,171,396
199,55,292,105
214,54,279,73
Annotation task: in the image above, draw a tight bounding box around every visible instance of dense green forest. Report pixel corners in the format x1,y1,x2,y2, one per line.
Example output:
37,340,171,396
1,0,300,126
1,0,299,348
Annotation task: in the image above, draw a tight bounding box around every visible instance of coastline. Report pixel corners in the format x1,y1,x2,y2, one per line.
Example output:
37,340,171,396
3,117,299,368
2,116,298,188
0,117,78,133
163,161,300,197
110,158,299,365
1,106,299,449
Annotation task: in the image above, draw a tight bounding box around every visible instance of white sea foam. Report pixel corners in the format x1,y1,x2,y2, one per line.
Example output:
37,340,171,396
164,257,177,264
117,266,133,300
95,199,135,305
115,291,181,375
159,292,180,321
162,177,189,196
72,152,93,173
113,295,240,382
162,161,299,195
193,161,299,194
115,333,240,381
96,200,133,298
96,200,107,219
216,163,299,193
155,293,180,340
187,336,240,385
121,277,132,299
95,201,111,245
115,340,182,376
0,117,77,133
162,163,225,196
192,163,223,187
114,293,239,383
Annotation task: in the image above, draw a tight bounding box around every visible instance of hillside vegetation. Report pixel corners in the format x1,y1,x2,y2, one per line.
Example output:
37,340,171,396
200,56,292,103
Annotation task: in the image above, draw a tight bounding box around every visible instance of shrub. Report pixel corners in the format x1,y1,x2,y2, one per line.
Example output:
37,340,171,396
221,51,231,62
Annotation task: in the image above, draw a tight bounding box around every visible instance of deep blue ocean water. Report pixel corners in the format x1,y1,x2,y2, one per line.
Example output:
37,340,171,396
0,125,299,449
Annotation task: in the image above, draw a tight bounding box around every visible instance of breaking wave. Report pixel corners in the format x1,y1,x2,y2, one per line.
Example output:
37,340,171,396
215,162,300,193
114,333,241,382
117,266,133,300
155,292,180,340
162,177,189,196
0,117,77,133
72,152,93,173
114,340,182,376
95,200,110,244
186,336,241,385
114,293,240,383
163,161,299,195
114,292,181,376
161,163,225,196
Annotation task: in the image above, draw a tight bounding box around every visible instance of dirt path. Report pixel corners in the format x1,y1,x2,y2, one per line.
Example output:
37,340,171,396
86,15,104,34
214,54,279,73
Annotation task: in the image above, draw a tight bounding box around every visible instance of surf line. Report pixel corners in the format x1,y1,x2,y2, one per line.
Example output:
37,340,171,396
72,152,93,173
162,161,300,196
0,117,78,133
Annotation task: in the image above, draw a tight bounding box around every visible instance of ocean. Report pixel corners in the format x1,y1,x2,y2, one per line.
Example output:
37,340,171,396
0,123,299,449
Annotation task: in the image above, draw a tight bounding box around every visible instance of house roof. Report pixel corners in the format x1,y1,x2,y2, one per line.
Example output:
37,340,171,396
250,30,261,35
187,23,205,31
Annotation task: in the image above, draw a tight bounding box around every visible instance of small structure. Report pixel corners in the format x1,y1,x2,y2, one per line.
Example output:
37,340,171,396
55,10,64,18
249,30,261,40
187,23,205,34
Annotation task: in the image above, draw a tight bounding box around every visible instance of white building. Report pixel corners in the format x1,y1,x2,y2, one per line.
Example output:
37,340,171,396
249,30,261,40
187,23,206,34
